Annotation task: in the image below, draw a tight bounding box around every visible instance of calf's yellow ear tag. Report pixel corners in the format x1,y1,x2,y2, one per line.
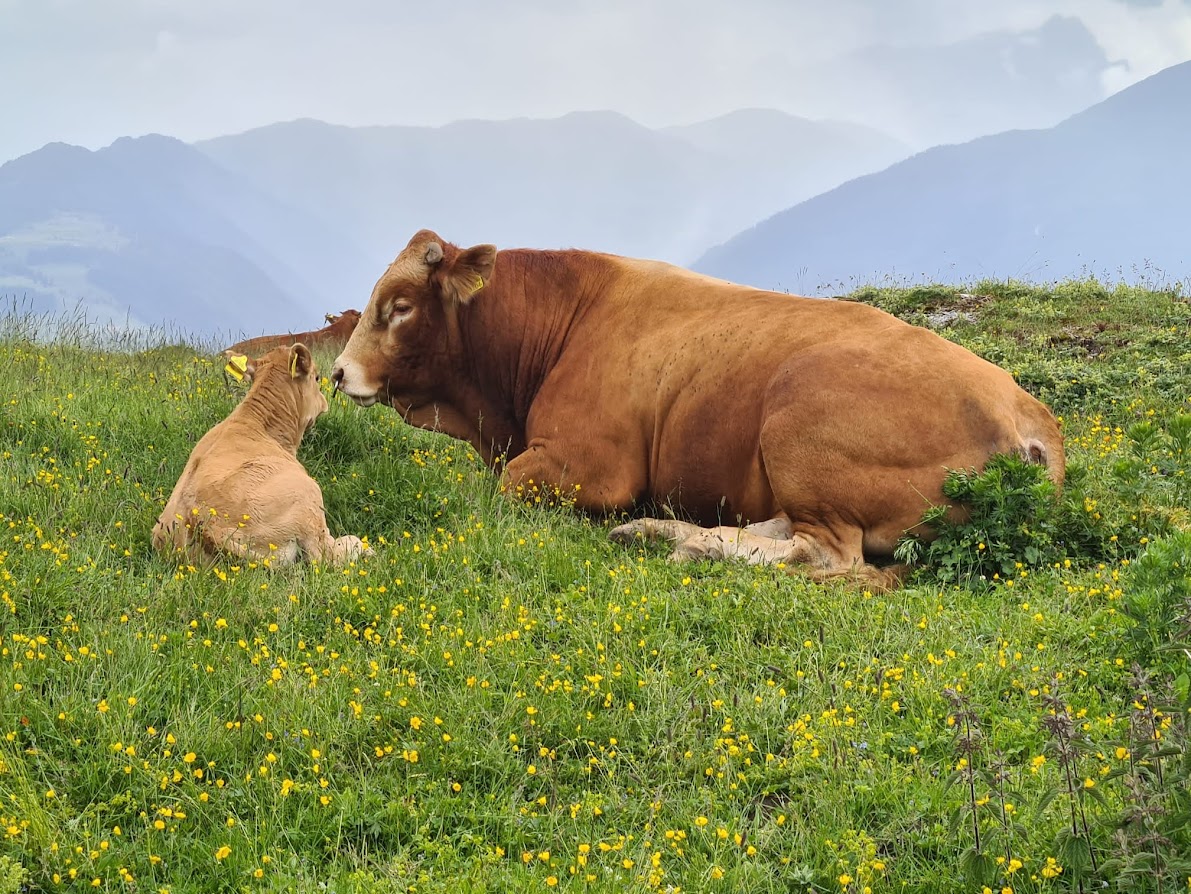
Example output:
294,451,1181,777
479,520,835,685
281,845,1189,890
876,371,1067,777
290,353,300,378
470,274,485,296
225,354,248,381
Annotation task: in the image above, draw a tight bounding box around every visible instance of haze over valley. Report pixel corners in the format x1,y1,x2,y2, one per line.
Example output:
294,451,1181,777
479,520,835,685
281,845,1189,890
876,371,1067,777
3,4,1190,336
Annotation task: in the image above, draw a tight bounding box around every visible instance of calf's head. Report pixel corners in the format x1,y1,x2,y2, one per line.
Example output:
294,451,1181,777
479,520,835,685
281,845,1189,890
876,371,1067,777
244,343,329,435
331,229,496,410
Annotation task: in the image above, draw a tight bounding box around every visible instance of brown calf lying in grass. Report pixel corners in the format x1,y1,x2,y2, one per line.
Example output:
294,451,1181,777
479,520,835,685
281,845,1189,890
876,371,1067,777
152,343,370,567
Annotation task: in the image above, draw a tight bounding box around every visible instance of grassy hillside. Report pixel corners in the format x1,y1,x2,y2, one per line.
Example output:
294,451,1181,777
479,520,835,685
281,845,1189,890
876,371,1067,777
1,280,1189,893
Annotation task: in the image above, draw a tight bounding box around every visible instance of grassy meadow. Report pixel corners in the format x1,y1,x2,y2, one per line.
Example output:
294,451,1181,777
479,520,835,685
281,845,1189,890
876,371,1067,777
1,279,1190,893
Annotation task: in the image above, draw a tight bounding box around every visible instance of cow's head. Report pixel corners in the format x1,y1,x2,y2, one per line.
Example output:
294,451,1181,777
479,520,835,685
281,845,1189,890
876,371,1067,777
245,343,329,435
325,309,362,330
331,229,496,409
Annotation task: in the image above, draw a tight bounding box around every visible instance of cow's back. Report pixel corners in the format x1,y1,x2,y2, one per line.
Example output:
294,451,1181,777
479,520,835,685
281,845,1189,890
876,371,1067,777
548,257,1059,524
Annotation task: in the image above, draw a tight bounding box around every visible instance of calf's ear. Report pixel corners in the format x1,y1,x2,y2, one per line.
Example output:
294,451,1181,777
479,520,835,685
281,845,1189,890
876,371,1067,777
436,243,497,305
224,352,253,384
289,343,314,379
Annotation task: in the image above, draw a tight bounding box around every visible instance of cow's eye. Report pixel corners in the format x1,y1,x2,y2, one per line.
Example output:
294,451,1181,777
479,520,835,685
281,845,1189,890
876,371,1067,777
389,303,414,322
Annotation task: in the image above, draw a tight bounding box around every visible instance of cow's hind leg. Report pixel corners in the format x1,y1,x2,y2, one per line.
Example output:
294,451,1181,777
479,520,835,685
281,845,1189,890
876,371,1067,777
610,516,795,566
776,524,908,591
667,525,799,566
741,516,794,540
610,515,794,546
611,516,905,591
609,518,706,547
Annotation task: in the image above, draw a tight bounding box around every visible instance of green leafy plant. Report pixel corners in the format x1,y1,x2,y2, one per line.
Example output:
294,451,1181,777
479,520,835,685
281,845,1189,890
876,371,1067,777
896,453,1109,585
1038,690,1103,891
1092,664,1191,893
0,857,27,894
1120,531,1191,665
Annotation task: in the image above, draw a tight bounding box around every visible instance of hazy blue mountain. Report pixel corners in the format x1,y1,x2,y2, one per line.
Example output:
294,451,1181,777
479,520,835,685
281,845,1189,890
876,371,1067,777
662,110,909,238
0,135,371,336
1,110,909,337
196,109,909,271
753,15,1116,149
694,60,1191,294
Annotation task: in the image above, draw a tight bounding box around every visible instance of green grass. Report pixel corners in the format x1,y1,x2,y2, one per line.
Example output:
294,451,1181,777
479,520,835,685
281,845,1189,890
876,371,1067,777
2,280,1190,893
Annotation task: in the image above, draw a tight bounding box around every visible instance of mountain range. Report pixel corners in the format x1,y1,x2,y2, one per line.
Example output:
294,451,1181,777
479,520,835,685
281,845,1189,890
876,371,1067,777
0,135,373,335
0,110,907,337
2,48,1188,339
694,60,1191,293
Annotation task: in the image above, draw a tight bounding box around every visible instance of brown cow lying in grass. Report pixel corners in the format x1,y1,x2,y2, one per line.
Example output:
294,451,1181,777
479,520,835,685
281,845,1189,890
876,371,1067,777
222,309,361,363
331,229,1065,590
153,343,370,567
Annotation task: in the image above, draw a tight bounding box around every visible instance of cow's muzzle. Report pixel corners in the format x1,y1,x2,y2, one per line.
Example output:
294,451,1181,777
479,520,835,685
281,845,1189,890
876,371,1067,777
330,363,378,407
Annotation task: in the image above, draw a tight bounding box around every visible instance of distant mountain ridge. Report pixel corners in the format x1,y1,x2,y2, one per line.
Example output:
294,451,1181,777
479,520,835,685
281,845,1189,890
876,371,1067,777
195,108,909,270
801,14,1115,148
0,134,372,335
0,109,909,337
0,135,343,335
694,60,1191,292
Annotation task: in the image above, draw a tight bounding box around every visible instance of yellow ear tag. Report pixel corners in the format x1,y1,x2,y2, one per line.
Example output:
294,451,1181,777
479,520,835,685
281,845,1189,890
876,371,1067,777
470,274,485,295
324,313,337,324
225,354,247,381
290,353,300,378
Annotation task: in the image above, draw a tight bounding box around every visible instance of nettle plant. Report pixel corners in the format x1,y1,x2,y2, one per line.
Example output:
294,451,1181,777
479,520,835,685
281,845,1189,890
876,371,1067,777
1112,414,1191,530
894,453,1110,586
897,412,1191,588
900,450,1191,891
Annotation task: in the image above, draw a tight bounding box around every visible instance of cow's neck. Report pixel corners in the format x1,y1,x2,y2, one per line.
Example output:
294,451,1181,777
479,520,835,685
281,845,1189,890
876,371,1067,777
236,388,304,454
447,249,611,464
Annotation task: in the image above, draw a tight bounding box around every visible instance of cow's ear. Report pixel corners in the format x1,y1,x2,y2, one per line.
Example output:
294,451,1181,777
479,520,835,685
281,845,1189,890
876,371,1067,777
289,343,314,379
439,243,497,305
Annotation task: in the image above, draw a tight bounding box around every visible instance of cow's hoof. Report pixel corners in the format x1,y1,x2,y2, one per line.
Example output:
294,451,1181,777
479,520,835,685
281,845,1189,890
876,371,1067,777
667,538,710,563
609,520,649,545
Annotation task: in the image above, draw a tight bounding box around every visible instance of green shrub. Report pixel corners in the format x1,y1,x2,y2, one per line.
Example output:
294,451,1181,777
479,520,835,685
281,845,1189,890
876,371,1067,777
896,453,1119,586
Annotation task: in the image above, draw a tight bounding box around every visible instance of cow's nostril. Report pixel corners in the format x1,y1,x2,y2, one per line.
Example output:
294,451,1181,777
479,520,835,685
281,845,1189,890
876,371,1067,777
331,367,344,389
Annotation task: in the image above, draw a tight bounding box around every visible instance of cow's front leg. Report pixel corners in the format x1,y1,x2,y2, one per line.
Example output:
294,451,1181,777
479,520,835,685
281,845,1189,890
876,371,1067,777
499,440,642,515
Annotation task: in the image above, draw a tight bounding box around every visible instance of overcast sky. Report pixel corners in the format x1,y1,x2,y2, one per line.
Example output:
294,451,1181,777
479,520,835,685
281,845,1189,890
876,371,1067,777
3,0,1191,165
